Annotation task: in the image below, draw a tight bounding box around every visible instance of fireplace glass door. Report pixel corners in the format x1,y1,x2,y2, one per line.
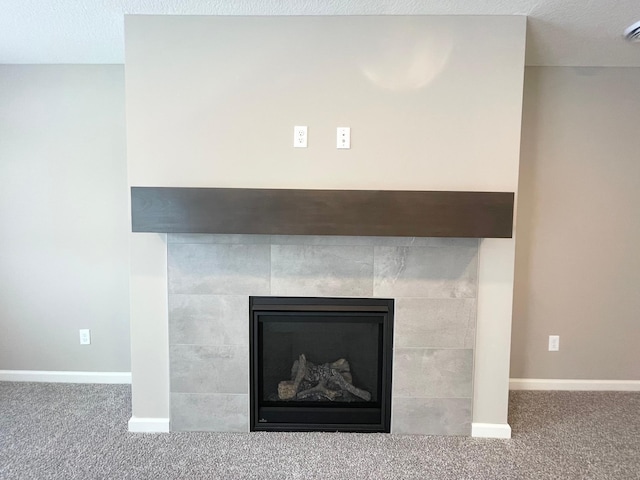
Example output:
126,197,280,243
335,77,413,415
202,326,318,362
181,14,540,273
250,296,393,432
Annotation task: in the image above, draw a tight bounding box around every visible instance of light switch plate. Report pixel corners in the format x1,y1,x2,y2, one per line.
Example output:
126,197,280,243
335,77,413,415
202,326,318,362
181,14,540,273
337,127,350,149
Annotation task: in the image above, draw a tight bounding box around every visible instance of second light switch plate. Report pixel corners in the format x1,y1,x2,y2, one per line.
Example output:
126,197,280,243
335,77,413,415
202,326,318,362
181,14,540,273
337,127,350,149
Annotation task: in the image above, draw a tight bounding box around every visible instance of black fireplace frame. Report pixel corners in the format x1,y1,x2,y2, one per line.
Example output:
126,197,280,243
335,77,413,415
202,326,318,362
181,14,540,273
249,296,394,433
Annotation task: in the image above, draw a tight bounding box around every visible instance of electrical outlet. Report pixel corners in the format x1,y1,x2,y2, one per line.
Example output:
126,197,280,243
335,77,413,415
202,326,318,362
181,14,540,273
79,329,91,345
294,126,307,148
548,335,559,352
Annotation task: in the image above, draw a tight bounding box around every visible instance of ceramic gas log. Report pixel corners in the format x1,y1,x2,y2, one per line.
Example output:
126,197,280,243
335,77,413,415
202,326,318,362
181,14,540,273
277,354,371,402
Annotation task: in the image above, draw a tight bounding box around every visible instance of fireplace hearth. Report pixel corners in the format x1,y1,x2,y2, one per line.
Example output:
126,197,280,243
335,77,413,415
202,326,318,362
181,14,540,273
250,296,394,432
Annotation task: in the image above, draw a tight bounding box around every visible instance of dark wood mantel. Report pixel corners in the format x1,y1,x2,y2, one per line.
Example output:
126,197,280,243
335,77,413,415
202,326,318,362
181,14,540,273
131,187,514,238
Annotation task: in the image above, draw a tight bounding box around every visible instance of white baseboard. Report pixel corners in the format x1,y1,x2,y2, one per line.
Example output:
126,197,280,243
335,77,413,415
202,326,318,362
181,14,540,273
0,370,131,384
471,423,512,439
509,378,640,391
128,416,170,433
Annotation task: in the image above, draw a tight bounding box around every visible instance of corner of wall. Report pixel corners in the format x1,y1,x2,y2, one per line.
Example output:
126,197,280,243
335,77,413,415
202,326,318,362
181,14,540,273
129,233,170,419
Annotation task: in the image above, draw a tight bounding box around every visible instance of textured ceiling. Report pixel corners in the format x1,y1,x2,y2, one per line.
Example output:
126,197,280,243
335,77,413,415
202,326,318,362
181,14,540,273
1,0,639,66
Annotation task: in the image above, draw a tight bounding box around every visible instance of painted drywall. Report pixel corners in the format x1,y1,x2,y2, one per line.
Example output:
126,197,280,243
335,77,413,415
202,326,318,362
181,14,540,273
0,65,131,372
126,15,524,192
125,15,526,428
511,67,640,380
129,233,168,417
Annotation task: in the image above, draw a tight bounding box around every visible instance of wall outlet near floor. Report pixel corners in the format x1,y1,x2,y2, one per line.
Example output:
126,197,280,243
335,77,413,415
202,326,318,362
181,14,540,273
79,329,91,345
548,335,559,351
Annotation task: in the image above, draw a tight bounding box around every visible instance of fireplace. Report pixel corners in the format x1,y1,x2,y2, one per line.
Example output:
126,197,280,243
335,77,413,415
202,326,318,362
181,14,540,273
126,14,523,438
249,296,394,432
167,233,478,435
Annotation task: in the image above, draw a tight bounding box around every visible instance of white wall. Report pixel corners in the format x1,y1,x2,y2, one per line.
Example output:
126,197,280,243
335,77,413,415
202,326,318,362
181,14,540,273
512,66,640,381
126,15,523,192
0,65,130,373
125,15,526,430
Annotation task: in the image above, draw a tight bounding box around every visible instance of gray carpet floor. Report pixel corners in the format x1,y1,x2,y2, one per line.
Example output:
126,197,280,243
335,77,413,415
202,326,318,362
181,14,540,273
1,383,638,479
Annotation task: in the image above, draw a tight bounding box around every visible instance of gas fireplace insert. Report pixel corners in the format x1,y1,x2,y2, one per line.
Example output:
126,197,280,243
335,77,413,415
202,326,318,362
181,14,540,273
249,296,394,432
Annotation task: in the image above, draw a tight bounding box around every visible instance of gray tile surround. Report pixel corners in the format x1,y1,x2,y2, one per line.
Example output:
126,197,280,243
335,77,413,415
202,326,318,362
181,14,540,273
170,345,248,394
168,234,479,248
169,295,248,346
270,235,479,248
168,234,478,435
391,398,471,435
373,246,478,298
168,243,270,295
393,348,473,398
171,393,248,432
271,244,373,297
168,234,271,244
394,298,476,349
